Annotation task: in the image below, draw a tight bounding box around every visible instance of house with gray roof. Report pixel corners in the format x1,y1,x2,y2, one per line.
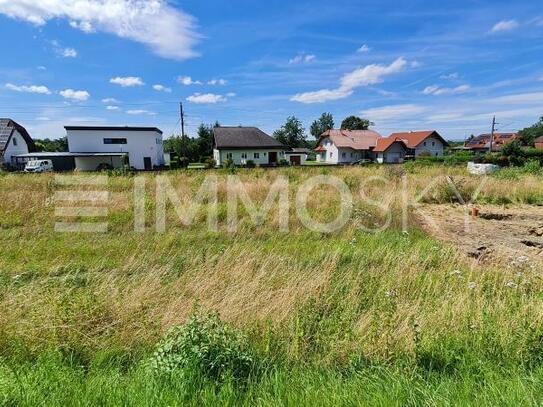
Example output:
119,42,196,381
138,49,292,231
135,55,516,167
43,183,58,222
0,119,35,168
212,126,287,166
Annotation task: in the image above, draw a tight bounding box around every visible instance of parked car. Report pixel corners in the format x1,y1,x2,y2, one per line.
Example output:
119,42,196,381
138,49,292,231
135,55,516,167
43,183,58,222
24,160,53,173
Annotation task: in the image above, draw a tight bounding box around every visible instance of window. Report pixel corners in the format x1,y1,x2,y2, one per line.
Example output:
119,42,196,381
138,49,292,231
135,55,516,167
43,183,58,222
342,152,346,158
423,141,427,146
156,138,162,145
12,137,17,146
432,141,435,147
330,152,333,158
104,138,127,145
241,153,247,159
350,152,353,158
254,152,260,159
226,153,233,159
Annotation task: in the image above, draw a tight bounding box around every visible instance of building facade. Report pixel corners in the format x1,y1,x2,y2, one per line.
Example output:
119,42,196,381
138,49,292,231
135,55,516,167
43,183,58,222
0,119,35,167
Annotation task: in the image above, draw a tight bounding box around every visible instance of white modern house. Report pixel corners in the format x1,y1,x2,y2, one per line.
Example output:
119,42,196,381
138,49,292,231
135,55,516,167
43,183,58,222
64,126,165,171
314,129,382,164
0,119,35,167
213,126,287,166
388,130,448,157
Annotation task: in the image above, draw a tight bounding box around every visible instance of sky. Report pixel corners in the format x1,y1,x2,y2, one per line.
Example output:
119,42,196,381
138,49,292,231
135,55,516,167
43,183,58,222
0,0,542,141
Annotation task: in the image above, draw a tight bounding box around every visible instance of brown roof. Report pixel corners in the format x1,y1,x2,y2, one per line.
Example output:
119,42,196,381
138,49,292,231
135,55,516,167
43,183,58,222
213,126,286,150
535,136,543,143
314,146,326,152
388,130,448,149
373,137,407,153
465,132,518,151
0,118,35,153
318,129,382,150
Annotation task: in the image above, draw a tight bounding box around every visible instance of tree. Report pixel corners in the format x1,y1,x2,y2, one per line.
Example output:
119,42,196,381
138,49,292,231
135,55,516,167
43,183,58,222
34,137,68,152
310,113,334,139
196,123,214,159
340,116,374,130
273,116,306,148
518,116,543,146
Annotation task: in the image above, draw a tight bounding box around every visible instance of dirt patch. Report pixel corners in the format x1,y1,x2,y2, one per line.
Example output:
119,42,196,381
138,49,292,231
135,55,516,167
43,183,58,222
417,204,543,267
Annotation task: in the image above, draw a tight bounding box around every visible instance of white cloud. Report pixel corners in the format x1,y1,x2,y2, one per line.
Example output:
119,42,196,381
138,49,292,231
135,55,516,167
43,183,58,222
102,98,120,104
357,44,371,53
361,104,427,121
289,53,316,64
291,57,407,104
178,76,202,85
106,105,120,110
60,89,90,101
153,84,172,93
61,47,77,58
186,93,227,104
226,92,237,97
5,83,51,94
207,78,227,85
410,61,422,68
0,0,200,60
126,109,156,115
36,116,51,121
490,19,519,33
110,76,144,87
37,65,47,70
423,84,470,95
440,72,459,80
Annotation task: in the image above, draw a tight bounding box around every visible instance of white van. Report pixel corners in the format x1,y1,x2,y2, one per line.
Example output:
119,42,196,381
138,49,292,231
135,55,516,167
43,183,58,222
24,160,54,173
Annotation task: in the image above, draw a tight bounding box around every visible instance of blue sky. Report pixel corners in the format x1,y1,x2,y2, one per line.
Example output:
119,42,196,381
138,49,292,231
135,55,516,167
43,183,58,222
0,0,542,141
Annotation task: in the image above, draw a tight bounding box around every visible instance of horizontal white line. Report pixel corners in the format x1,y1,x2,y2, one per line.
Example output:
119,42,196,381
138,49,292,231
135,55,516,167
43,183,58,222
54,222,108,233
54,191,109,202
55,207,108,217
55,175,108,186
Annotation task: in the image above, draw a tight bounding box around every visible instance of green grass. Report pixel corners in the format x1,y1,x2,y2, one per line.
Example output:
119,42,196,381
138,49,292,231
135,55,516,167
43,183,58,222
0,167,542,405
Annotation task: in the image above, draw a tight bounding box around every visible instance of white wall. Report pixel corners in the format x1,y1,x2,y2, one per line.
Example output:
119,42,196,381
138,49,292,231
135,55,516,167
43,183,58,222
3,130,29,164
66,129,164,170
415,136,444,157
316,137,366,164
214,149,285,166
377,143,406,164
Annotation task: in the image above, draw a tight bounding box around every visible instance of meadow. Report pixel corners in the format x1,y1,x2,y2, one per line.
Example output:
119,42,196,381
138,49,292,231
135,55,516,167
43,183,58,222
1,165,543,406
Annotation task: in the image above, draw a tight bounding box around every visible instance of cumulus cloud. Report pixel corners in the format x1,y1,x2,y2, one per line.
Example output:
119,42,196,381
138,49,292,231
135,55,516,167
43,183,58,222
440,72,459,80
110,76,144,87
153,84,172,93
61,47,78,58
490,19,519,33
186,93,227,104
177,76,202,85
289,53,316,64
357,44,371,53
102,98,120,104
126,109,156,115
5,83,51,94
291,57,407,104
106,105,120,110
423,84,470,96
60,89,90,101
0,0,200,60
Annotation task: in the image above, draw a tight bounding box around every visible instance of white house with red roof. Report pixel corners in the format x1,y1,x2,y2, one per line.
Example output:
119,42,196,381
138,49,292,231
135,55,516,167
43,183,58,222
373,137,408,164
388,130,448,158
315,129,382,164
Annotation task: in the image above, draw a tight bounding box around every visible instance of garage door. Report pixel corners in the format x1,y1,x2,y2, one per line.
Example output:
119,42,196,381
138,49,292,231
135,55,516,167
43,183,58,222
290,156,301,166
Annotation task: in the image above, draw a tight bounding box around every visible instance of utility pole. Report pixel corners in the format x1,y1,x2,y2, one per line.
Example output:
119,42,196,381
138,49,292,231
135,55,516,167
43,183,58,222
180,102,186,159
489,116,496,153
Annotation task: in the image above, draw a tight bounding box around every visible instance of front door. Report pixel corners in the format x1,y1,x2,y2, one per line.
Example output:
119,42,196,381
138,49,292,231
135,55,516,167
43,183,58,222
268,152,278,165
143,157,152,170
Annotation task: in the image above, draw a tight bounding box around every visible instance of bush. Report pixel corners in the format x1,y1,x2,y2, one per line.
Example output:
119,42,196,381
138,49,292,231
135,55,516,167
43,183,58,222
179,157,190,168
245,160,256,168
278,159,290,166
204,157,216,169
223,158,235,170
149,311,255,382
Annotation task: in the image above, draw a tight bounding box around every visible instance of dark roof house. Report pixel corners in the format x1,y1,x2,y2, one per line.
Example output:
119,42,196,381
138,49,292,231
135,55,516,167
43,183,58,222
213,126,286,150
465,132,518,152
0,118,35,155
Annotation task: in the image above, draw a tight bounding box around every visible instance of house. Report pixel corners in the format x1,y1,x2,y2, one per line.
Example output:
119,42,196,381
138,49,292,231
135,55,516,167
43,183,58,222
314,129,382,164
0,119,35,168
465,132,519,153
16,126,165,171
388,130,448,157
535,136,543,149
212,126,287,166
284,148,310,166
373,137,408,164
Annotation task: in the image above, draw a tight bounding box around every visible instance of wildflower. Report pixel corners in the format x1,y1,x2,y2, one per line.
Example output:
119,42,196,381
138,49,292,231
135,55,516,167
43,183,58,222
505,281,518,289
468,282,477,290
450,270,462,278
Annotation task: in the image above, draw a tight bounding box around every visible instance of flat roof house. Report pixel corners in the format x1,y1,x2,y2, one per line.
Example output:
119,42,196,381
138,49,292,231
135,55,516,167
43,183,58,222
65,126,165,171
213,126,287,166
315,129,382,164
388,130,448,157
0,119,35,168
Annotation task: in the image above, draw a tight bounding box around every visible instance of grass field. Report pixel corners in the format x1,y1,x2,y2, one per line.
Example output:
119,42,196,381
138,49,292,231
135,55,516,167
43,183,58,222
1,165,543,405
